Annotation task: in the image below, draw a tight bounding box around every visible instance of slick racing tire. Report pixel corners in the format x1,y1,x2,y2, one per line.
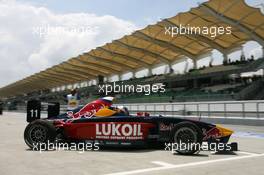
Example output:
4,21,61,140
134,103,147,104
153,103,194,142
24,120,57,150
171,122,203,155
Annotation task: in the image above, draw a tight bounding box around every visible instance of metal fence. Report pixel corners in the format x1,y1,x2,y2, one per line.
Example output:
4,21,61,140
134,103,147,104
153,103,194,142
115,100,264,119
116,94,233,103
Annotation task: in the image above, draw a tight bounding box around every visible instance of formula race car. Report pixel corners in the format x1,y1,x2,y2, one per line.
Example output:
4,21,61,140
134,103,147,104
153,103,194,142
24,97,238,155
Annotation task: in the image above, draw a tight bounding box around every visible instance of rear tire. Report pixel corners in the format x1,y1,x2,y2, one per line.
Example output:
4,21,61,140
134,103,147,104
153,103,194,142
24,120,57,150
170,122,203,155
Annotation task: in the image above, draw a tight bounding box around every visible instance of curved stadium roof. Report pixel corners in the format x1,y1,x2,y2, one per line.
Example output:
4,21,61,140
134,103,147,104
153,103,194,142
0,0,264,97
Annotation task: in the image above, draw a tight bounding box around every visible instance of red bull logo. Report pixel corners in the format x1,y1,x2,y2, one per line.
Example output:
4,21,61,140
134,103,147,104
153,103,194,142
203,127,221,140
67,98,113,119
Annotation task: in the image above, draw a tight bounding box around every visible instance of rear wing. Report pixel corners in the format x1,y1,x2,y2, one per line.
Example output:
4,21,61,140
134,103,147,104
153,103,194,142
26,100,60,123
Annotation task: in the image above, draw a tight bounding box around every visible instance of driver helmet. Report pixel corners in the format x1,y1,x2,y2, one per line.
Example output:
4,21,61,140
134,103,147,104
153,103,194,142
117,106,129,115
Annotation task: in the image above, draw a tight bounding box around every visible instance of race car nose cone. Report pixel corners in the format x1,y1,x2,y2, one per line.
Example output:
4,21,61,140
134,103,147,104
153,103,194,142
216,125,234,137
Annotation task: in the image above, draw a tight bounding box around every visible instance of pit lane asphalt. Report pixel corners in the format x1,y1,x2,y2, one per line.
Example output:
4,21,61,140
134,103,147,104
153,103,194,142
0,112,264,175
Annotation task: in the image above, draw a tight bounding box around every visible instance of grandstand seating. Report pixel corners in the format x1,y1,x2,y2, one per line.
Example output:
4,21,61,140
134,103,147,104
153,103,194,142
3,57,264,108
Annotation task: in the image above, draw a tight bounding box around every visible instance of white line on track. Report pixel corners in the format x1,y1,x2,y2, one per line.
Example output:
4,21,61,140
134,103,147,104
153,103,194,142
237,151,258,155
151,161,174,167
106,153,264,175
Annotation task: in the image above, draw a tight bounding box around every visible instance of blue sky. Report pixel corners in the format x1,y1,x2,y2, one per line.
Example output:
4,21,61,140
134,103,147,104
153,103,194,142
17,0,263,27
17,0,206,27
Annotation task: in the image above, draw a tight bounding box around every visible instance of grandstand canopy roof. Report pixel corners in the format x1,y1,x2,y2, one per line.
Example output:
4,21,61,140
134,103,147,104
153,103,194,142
1,0,264,97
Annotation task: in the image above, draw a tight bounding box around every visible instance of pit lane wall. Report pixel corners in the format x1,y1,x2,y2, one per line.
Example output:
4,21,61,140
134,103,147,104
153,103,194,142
7,100,264,126
114,100,264,126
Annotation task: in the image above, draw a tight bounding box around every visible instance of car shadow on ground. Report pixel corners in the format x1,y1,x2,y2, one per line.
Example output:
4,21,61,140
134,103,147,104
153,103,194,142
212,150,238,155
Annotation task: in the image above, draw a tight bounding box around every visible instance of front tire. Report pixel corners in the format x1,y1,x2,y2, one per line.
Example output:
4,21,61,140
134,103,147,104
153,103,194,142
24,120,57,150
171,122,203,155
